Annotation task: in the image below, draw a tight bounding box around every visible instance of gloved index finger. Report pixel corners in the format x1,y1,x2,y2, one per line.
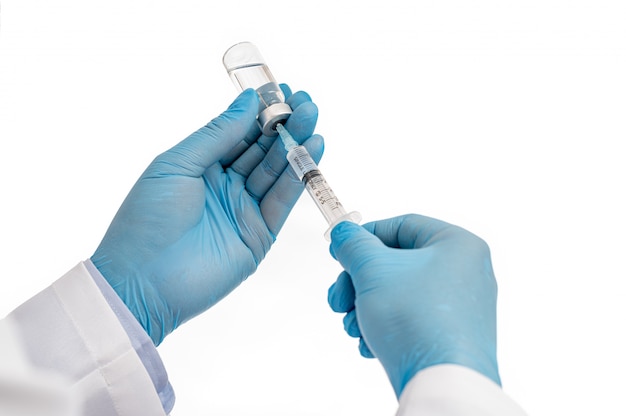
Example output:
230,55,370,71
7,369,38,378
151,89,259,178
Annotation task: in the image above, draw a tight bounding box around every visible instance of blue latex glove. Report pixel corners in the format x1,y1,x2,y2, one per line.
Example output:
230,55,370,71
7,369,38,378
327,215,501,397
92,87,322,345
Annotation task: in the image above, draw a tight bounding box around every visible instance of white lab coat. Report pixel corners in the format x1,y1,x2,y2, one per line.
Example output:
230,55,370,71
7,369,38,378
1,263,167,416
1,262,527,416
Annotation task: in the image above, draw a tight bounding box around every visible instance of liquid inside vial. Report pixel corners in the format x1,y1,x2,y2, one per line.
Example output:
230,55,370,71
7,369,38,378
227,64,285,109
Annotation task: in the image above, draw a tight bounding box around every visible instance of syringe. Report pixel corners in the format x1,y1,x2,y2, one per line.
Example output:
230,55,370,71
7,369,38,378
276,124,361,240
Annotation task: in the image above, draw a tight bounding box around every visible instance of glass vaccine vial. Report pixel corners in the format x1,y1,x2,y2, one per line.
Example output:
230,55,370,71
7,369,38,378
223,42,292,136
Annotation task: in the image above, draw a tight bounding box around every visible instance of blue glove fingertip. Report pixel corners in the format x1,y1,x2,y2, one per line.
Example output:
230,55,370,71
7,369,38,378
285,90,313,110
330,220,359,243
329,221,368,259
327,271,355,313
359,338,375,359
226,88,259,115
343,311,361,338
281,101,319,146
279,83,293,98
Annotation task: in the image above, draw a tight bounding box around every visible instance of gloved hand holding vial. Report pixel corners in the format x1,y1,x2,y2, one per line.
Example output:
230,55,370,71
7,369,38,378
223,42,361,240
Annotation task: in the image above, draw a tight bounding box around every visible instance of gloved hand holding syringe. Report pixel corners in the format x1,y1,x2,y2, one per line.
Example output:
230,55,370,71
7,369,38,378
223,42,361,240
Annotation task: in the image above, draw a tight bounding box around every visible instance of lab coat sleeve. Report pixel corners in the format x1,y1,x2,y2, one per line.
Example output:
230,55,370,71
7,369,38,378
0,318,78,416
2,262,169,416
396,364,527,416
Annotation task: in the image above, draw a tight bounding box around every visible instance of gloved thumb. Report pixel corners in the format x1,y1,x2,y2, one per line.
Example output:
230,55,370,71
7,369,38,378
329,221,390,291
151,89,260,177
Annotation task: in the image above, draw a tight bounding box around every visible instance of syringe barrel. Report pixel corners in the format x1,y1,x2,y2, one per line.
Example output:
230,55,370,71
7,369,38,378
286,145,361,239
286,145,316,180
302,170,350,225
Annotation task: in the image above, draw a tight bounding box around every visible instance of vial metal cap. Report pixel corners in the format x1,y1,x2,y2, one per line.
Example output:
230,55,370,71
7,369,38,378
258,102,292,136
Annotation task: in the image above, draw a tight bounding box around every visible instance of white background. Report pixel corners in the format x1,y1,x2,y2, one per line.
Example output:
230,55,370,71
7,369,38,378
1,1,625,415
